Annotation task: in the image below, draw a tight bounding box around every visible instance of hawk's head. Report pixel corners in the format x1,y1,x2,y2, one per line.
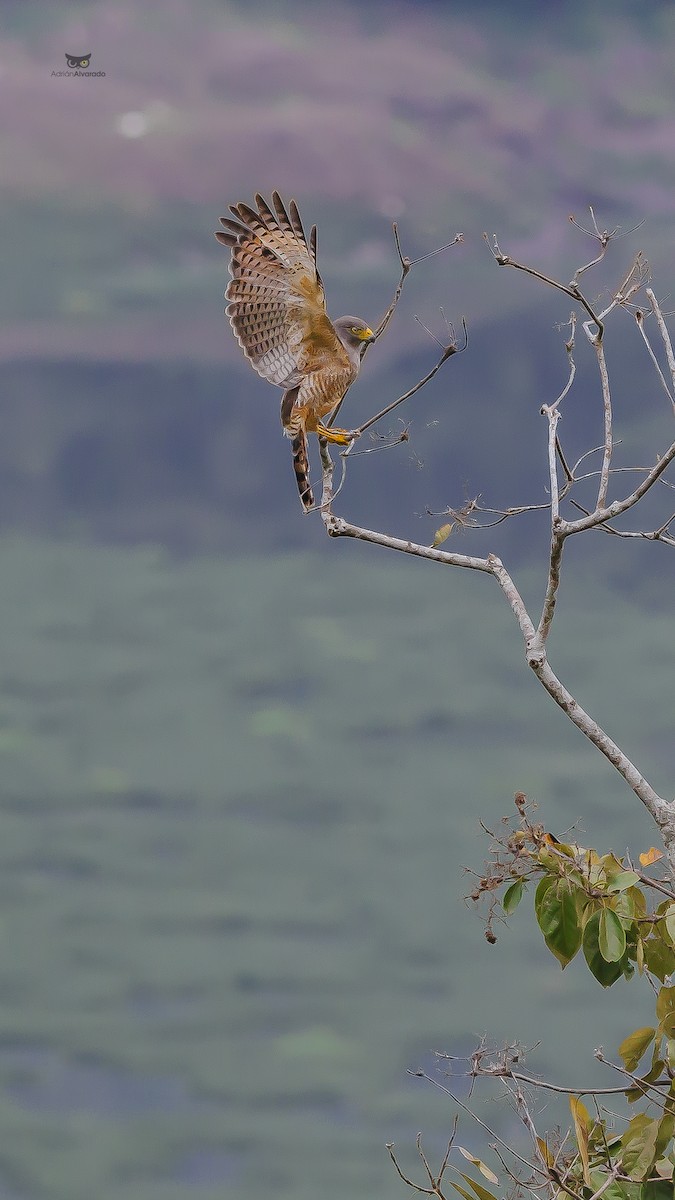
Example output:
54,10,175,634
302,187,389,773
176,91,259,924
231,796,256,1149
334,316,375,360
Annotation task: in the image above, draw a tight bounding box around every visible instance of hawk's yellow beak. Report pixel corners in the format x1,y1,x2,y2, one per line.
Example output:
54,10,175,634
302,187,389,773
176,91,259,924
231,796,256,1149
358,326,375,341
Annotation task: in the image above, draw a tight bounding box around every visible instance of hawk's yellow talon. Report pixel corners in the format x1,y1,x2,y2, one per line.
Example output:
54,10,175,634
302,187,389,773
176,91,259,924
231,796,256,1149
316,423,359,445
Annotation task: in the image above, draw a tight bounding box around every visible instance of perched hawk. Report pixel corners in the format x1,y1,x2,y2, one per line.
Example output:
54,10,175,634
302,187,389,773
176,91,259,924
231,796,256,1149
216,192,374,509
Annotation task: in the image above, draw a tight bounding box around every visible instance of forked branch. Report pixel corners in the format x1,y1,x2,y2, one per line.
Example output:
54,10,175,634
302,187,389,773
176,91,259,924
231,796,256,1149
319,216,675,874
327,225,462,433
371,226,464,344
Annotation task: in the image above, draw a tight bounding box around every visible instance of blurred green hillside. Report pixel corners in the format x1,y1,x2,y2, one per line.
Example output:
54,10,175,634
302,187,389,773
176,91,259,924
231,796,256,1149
0,535,670,1200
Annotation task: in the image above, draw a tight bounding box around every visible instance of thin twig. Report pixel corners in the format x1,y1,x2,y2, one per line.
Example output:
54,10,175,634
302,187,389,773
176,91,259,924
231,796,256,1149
410,1069,547,1176
594,340,613,509
568,498,675,546
536,404,563,645
597,251,648,323
556,435,574,486
354,335,464,437
563,437,675,534
568,207,614,286
634,310,675,414
593,1050,673,1110
328,225,461,430
386,1125,459,1200
646,286,675,400
386,1144,436,1196
371,227,463,344
485,235,604,340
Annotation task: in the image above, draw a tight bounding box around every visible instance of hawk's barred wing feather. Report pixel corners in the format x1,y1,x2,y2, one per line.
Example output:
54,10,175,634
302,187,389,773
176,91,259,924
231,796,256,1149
220,193,349,387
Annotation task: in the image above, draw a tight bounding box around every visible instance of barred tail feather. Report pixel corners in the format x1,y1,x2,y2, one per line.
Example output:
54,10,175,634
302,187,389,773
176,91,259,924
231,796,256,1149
291,431,314,510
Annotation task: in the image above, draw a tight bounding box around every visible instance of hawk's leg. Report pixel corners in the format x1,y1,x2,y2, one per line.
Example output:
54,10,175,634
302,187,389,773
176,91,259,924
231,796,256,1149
315,422,360,445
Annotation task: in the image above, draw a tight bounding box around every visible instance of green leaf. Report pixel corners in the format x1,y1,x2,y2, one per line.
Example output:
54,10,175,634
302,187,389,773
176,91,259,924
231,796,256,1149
606,870,640,893
619,1027,656,1072
582,911,624,986
641,1058,667,1086
643,934,674,983
589,1171,638,1200
656,987,675,1023
655,1112,674,1159
589,1169,640,1200
599,908,627,962
651,1157,674,1180
609,889,637,924
534,875,555,921
446,1182,476,1200
536,879,582,967
458,1173,499,1200
502,879,525,916
662,1013,675,1040
627,885,648,918
641,1179,675,1199
621,1114,660,1180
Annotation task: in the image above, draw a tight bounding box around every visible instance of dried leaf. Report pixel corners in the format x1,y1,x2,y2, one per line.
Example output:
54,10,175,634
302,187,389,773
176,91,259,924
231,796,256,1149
431,523,453,547
640,847,664,867
570,1095,591,1186
457,1148,498,1185
536,1137,554,1168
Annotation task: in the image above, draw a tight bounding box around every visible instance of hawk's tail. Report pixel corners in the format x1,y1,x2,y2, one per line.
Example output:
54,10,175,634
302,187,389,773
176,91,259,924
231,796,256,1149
291,431,314,511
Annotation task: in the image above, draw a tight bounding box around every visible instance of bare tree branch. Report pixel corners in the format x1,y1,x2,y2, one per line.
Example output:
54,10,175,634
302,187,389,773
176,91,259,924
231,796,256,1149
634,309,675,414
485,233,604,339
411,1069,546,1175
320,500,675,865
536,403,563,645
646,285,675,409
593,338,613,509
562,436,675,534
318,216,675,875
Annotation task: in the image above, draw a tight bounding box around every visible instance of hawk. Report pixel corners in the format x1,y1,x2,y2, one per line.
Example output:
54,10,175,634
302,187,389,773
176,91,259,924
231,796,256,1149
216,192,374,509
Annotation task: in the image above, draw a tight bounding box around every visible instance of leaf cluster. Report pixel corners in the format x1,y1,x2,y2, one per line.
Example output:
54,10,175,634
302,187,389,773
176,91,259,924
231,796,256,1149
445,797,675,1197
470,796,674,988
556,1089,675,1198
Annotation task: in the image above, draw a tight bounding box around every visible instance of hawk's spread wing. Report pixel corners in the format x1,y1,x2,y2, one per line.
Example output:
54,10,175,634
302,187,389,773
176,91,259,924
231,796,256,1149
216,192,351,388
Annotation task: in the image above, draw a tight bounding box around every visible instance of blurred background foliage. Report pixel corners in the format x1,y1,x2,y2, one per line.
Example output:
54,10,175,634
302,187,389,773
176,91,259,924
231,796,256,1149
1,0,675,1197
